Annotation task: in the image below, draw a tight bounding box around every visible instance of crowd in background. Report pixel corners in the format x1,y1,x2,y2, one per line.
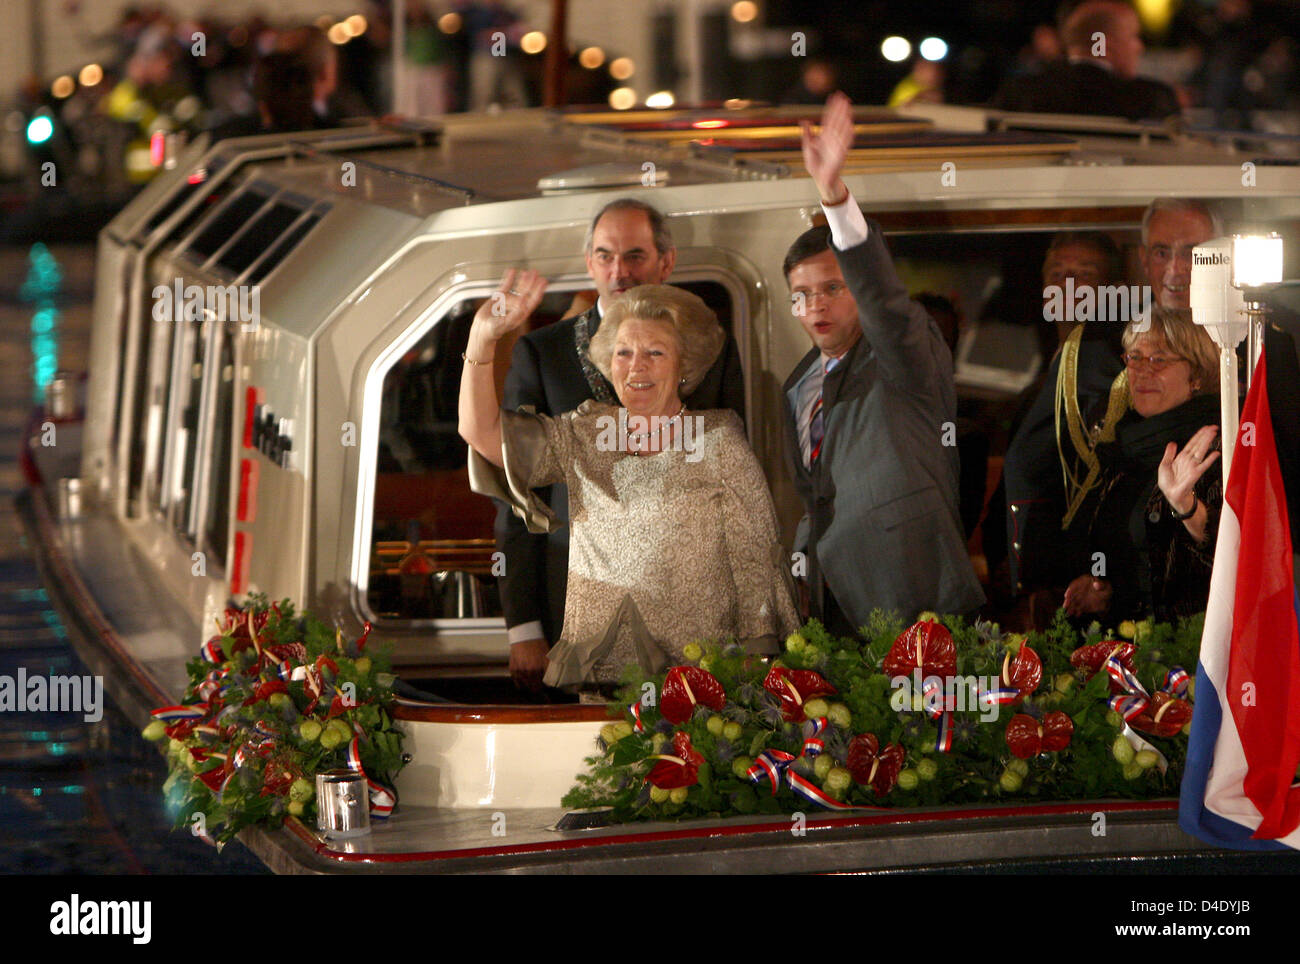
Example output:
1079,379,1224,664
6,0,1300,199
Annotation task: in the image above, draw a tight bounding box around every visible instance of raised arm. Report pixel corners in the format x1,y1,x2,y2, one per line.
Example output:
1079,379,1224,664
802,93,947,387
457,268,548,467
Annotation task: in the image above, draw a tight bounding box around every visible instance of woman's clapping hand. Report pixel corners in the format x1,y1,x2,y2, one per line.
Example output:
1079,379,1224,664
1158,424,1219,517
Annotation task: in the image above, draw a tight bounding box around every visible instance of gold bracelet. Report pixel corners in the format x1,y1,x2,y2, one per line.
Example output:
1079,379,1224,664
462,352,492,366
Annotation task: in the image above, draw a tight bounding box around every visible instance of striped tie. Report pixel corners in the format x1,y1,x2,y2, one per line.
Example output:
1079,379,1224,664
809,356,839,465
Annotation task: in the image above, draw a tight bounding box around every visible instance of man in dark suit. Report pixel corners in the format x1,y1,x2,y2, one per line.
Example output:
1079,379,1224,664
782,94,985,633
991,0,1179,121
1002,232,1126,597
497,199,747,690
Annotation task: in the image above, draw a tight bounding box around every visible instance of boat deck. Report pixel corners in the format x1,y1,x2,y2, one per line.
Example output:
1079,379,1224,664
20,461,1222,873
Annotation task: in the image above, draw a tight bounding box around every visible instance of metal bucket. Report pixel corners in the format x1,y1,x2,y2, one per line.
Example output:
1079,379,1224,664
315,769,371,839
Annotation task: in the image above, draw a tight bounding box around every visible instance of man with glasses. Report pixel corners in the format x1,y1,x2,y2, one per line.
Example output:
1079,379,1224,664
781,93,984,634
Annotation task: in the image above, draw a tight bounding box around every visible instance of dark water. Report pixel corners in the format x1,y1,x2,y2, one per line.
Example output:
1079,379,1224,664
0,242,268,874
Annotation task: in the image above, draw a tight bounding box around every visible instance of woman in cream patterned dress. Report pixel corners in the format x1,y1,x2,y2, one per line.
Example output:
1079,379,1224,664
459,271,799,693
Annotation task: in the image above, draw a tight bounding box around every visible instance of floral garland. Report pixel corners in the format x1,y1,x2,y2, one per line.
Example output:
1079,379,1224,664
563,609,1202,819
141,596,406,847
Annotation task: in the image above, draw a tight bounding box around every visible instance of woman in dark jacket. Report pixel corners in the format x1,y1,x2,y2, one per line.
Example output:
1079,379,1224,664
1064,308,1222,623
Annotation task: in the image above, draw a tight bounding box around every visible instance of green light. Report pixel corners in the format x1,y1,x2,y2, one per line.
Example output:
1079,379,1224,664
26,115,53,145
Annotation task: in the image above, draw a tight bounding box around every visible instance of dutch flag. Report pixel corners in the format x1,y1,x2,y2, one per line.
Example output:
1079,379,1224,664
1179,353,1300,849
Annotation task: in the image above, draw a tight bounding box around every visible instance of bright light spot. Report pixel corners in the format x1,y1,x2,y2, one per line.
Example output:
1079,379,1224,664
608,87,637,110
186,169,207,185
692,119,728,129
609,57,634,80
521,30,547,54
51,76,75,99
78,64,103,87
438,12,462,34
646,90,675,109
26,115,53,145
731,1,758,22
344,14,367,37
919,37,948,61
881,36,911,62
327,23,349,45
579,46,605,69
174,95,201,122
150,130,166,167
724,98,752,110
1134,0,1176,34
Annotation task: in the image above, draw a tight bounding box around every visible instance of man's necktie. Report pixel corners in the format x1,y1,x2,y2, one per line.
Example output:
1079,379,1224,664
809,356,840,466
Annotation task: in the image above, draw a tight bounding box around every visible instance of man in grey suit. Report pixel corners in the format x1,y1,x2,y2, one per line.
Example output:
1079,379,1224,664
783,93,984,633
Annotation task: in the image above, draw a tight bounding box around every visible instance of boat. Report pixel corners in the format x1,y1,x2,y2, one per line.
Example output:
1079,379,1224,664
18,101,1300,873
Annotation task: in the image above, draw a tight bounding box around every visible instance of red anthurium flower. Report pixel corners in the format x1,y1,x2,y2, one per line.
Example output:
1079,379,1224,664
218,607,270,653
1005,711,1074,759
1002,645,1043,703
1070,641,1136,679
1131,691,1192,737
165,719,197,740
762,666,837,722
196,762,230,794
846,733,905,796
660,666,726,724
266,642,307,665
646,732,706,789
883,620,957,681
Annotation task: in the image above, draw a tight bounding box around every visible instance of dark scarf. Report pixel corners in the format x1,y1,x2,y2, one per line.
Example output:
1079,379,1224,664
1088,392,1222,618
1098,392,1222,477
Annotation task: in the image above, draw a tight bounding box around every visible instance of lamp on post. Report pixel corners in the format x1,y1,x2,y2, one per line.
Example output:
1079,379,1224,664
1190,233,1284,485
1231,233,1284,386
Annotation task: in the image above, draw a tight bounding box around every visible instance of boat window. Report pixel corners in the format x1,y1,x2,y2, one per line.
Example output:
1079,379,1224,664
244,206,326,285
143,155,228,235
364,279,738,624
215,198,304,277
202,324,237,569
164,178,237,248
185,187,270,262
163,315,209,539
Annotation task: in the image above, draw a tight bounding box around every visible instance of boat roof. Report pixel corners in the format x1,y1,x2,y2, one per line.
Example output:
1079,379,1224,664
140,103,1300,223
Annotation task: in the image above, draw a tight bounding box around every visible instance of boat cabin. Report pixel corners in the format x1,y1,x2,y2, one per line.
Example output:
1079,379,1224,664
76,104,1300,698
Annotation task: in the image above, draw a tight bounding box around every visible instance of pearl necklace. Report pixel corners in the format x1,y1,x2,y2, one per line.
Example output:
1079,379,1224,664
627,404,685,453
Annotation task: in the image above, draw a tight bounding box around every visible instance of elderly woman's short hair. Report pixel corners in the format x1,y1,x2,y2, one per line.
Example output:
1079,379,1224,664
589,285,726,396
1123,307,1218,396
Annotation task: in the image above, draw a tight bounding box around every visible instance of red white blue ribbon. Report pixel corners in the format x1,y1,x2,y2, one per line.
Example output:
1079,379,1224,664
1163,666,1190,698
628,702,645,733
747,749,796,795
935,711,953,753
921,678,945,719
151,704,208,722
200,639,225,663
801,716,828,757
786,768,890,812
345,734,395,820
1108,693,1149,722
